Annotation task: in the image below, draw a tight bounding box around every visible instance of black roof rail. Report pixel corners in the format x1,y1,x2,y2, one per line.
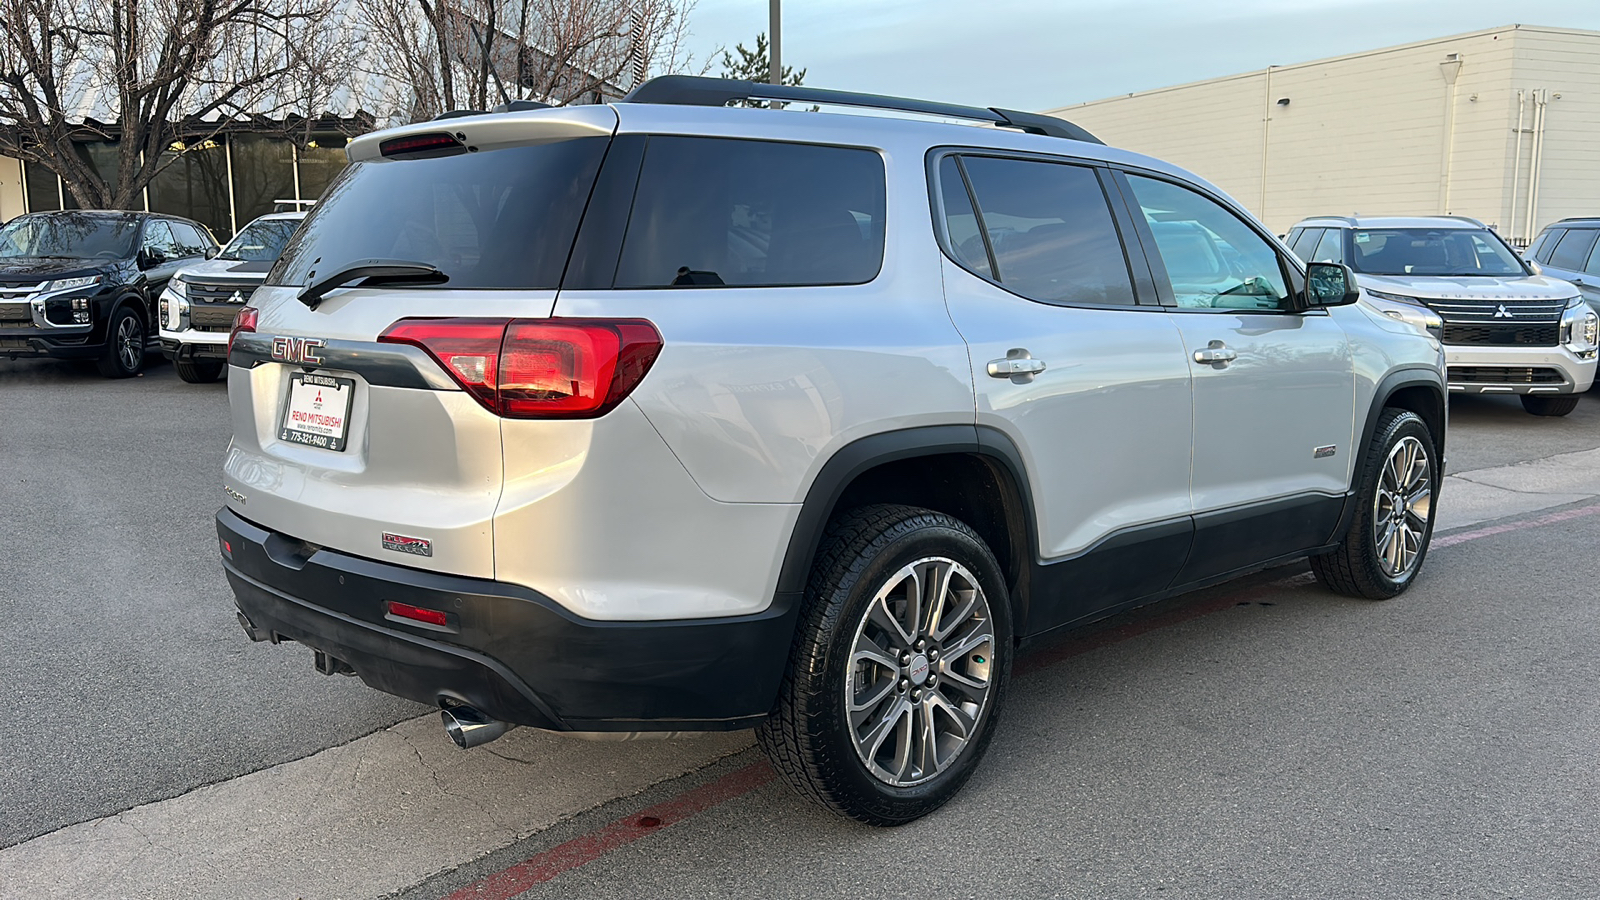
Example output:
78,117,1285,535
433,108,489,120
492,99,552,113
623,75,1104,145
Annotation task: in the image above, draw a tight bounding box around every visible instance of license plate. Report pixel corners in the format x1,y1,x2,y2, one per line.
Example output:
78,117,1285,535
278,372,354,451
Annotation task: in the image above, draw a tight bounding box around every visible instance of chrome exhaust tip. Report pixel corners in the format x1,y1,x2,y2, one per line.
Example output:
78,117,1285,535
440,706,511,749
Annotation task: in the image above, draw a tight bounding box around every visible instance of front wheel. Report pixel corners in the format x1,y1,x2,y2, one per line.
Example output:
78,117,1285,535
1311,409,1437,599
174,359,225,383
1521,394,1580,417
96,306,146,378
756,505,1013,826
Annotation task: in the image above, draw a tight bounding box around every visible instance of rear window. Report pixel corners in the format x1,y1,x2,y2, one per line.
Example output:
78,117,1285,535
1547,229,1599,273
268,138,608,290
614,137,885,288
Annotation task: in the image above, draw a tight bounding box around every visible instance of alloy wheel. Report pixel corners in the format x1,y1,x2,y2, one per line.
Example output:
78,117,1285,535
118,315,142,372
1372,435,1432,578
845,556,995,787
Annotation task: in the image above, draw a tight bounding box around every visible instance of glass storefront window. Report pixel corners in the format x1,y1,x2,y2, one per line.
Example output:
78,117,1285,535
59,142,123,210
230,134,297,225
148,139,231,238
296,134,349,204
23,160,61,212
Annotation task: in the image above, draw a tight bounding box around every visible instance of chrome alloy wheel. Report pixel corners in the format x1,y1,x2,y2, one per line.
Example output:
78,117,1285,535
845,556,995,787
117,315,142,371
1373,435,1432,578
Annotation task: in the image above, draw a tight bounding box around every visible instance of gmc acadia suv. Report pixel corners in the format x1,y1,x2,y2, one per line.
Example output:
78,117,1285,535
1287,215,1597,416
219,77,1448,825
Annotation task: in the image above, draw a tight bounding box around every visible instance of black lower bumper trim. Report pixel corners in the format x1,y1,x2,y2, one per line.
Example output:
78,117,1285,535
217,507,798,731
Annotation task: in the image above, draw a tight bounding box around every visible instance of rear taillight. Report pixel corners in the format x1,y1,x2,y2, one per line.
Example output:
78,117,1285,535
378,317,662,419
229,306,258,355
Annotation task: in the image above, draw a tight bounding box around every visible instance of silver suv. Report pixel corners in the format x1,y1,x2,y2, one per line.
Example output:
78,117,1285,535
159,212,306,383
219,77,1447,825
1287,215,1597,416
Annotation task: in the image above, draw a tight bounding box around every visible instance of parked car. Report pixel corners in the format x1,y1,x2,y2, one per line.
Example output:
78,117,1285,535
1287,215,1598,416
1525,217,1600,328
218,76,1446,825
0,210,217,376
159,211,306,383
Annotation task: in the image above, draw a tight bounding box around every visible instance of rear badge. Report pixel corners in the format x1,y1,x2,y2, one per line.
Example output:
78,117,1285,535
1314,445,1338,459
224,486,247,505
382,532,432,557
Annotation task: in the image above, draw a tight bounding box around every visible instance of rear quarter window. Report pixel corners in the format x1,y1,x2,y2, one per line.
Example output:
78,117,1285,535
268,138,609,290
613,137,886,288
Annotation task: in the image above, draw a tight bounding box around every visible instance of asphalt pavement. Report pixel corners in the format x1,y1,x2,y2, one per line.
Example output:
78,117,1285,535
3,356,1600,898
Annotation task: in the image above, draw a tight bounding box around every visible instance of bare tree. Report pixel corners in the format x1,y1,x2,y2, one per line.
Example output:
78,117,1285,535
0,0,354,209
355,0,705,123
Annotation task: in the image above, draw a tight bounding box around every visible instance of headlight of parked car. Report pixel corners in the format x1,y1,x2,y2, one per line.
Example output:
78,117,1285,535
1363,289,1443,339
1560,296,1599,359
41,274,102,293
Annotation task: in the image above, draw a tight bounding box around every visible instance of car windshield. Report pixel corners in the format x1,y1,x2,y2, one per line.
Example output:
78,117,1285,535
0,214,140,260
1349,228,1526,276
220,219,300,262
268,137,608,291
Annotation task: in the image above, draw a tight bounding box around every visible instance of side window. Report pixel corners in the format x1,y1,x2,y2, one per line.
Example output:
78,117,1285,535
1124,174,1290,311
170,223,208,257
1549,229,1599,272
141,220,178,258
1288,227,1322,262
1311,228,1345,264
615,137,885,288
954,155,1136,306
936,156,992,278
1528,229,1560,263
1585,236,1600,277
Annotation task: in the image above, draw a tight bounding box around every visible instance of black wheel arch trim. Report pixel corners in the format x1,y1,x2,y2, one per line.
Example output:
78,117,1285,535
1335,367,1446,543
775,424,1042,597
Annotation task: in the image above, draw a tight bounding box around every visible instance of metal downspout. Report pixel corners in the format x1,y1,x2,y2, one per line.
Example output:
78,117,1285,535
1438,54,1463,214
1509,90,1525,240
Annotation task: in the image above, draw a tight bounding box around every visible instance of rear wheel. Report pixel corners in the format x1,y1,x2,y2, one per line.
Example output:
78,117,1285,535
96,306,146,378
174,359,225,383
1521,394,1580,417
757,504,1012,826
1311,409,1437,599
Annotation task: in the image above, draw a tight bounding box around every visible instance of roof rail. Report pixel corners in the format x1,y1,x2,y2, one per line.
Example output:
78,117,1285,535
1304,215,1360,225
1556,216,1600,224
623,75,1104,145
1436,214,1486,227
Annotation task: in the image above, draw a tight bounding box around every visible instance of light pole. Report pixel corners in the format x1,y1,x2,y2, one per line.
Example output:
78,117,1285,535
769,0,781,85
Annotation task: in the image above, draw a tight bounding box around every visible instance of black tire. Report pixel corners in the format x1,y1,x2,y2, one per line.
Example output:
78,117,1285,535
174,359,225,383
1521,393,1580,417
756,504,1013,826
96,305,147,378
1311,409,1437,600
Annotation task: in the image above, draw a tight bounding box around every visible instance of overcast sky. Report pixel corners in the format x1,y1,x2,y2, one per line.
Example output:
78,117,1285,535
680,0,1600,111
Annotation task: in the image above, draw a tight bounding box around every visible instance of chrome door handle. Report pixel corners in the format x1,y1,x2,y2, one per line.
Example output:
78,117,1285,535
1192,341,1238,365
987,349,1046,382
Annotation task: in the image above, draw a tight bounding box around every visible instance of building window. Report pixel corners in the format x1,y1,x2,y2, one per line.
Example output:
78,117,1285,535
149,139,231,238
230,135,297,225
297,134,349,204
23,160,60,212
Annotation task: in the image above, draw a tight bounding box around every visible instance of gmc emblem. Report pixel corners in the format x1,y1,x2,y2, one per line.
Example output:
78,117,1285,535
271,336,326,365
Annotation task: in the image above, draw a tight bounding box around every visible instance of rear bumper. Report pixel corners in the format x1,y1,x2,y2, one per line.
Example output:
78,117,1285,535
218,507,798,732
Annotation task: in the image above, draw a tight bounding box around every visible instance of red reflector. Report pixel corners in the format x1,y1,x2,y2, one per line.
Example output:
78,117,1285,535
229,306,258,355
386,601,448,627
378,317,662,419
379,133,465,159
222,540,232,554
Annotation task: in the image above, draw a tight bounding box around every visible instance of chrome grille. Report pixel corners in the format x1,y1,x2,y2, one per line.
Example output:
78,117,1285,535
1449,366,1566,385
185,281,257,305
1421,298,1565,347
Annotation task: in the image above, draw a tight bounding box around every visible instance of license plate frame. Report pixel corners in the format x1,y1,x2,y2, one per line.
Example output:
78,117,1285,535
278,372,355,452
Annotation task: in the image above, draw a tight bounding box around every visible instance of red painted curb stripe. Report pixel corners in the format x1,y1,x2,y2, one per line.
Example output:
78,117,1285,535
1432,500,1600,548
445,760,775,900
446,496,1600,898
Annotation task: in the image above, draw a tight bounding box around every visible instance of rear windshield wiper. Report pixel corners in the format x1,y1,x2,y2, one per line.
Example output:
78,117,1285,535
296,259,448,309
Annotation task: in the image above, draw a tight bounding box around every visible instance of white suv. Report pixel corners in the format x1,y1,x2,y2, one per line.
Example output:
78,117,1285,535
219,77,1447,825
1287,215,1598,416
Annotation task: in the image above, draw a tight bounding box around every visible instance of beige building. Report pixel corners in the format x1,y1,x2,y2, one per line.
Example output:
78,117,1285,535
1048,24,1600,244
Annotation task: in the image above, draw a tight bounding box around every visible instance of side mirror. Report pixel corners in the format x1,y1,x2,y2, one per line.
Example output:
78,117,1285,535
204,246,219,259
1305,261,1360,307
1527,259,1544,275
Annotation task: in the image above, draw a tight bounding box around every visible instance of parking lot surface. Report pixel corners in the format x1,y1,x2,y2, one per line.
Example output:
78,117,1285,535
3,357,1599,898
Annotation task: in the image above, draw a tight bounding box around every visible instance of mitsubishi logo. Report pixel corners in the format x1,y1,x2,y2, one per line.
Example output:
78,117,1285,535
1493,304,1514,319
229,290,244,304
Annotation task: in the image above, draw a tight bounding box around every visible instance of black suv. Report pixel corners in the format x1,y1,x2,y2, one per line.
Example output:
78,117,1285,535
0,210,217,377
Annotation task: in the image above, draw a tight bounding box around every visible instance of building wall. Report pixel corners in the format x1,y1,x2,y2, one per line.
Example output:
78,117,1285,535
0,155,23,222
1048,25,1600,239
